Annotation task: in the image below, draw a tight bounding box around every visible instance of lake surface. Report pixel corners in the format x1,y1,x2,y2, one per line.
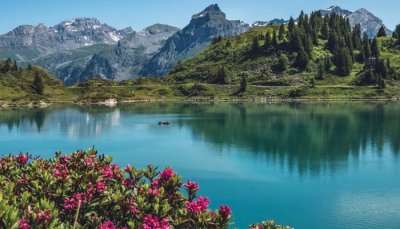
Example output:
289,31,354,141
0,102,399,229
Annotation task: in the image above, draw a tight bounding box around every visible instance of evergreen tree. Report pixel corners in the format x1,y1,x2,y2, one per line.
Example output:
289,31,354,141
316,61,325,80
352,24,362,50
321,21,329,40
362,34,371,61
32,73,44,95
393,24,400,42
335,47,353,76
264,32,272,50
371,38,380,58
239,76,247,93
377,26,387,37
278,24,285,41
251,36,260,54
272,31,278,46
288,17,295,38
277,53,289,72
295,49,309,70
324,57,332,72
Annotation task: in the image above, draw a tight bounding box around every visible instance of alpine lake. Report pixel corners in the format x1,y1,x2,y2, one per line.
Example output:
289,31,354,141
1,102,399,229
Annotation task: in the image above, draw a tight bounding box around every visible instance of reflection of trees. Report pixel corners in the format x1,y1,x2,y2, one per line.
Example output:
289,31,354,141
0,102,399,174
0,108,48,132
0,105,121,137
173,103,400,175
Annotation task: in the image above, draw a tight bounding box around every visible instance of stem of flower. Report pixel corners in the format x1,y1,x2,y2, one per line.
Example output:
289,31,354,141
73,200,81,229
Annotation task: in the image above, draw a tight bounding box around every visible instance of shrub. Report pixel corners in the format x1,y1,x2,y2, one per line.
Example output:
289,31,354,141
0,150,232,228
0,150,291,229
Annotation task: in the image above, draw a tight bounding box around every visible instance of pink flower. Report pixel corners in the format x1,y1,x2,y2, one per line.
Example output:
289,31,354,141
63,193,85,210
17,154,29,165
53,163,69,179
219,205,232,219
102,165,114,179
141,215,170,229
96,180,107,193
18,218,30,229
99,220,117,229
185,196,209,214
151,179,160,188
184,180,199,192
160,167,175,182
59,156,70,164
84,157,95,167
128,200,139,215
147,188,160,197
37,210,52,223
122,178,133,188
124,164,133,173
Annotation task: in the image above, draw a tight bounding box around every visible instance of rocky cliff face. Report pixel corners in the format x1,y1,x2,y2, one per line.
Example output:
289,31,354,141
347,8,391,37
0,18,127,61
33,24,179,84
140,4,249,76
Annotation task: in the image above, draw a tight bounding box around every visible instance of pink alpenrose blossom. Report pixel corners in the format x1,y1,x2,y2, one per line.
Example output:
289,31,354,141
219,205,232,219
18,218,30,229
184,180,199,192
99,220,117,229
16,154,29,165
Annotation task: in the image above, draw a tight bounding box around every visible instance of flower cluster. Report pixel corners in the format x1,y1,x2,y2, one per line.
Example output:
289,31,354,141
0,150,236,228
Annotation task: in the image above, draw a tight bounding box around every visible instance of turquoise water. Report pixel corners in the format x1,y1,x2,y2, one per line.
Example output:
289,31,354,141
0,103,400,229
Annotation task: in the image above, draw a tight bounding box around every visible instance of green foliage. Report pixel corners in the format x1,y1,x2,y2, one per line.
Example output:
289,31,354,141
32,73,44,95
0,150,235,228
276,54,289,72
334,48,353,76
377,26,387,37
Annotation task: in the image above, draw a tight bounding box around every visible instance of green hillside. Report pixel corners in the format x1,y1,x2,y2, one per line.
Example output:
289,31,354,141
169,12,400,99
0,59,72,104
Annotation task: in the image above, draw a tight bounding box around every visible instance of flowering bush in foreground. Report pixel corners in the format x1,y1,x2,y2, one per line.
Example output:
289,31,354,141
0,150,290,229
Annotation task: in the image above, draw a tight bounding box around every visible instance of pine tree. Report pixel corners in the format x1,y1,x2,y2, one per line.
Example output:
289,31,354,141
295,49,309,70
278,24,285,41
377,26,387,37
32,73,44,95
371,38,380,58
277,53,289,72
239,76,247,93
393,24,400,42
352,24,362,50
272,31,278,46
316,61,325,80
324,58,332,72
362,34,371,61
264,32,272,50
251,36,260,54
321,21,329,40
335,48,353,76
288,17,295,38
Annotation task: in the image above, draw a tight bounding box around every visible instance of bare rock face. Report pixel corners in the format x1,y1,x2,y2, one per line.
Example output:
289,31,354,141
347,8,391,37
140,4,249,76
33,24,179,84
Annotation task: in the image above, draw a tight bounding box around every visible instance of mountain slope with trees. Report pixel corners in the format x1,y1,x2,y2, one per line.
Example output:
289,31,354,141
168,11,400,98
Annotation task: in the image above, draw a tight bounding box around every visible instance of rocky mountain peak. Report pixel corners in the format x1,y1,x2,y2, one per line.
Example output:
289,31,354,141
192,4,226,21
319,5,352,16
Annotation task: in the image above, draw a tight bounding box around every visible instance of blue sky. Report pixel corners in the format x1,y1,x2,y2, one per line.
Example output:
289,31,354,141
1,0,398,34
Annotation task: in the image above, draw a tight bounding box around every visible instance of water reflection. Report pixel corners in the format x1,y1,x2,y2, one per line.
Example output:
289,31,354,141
0,102,399,175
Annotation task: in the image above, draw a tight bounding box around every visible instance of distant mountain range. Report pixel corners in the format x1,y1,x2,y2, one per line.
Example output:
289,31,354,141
0,4,393,84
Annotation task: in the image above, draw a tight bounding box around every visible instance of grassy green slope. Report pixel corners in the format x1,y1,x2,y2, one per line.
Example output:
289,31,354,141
168,25,400,99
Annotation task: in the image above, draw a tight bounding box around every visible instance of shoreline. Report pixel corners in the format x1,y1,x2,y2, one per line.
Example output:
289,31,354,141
1,95,400,109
